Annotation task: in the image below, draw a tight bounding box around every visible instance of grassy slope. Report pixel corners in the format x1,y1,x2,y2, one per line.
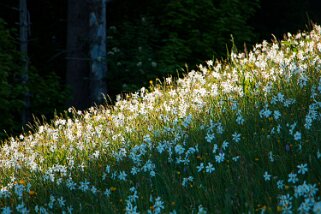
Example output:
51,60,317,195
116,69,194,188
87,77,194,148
1,26,321,213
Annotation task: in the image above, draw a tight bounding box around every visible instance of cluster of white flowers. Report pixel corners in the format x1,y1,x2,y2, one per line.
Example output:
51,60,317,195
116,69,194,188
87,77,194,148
263,162,321,213
0,25,321,212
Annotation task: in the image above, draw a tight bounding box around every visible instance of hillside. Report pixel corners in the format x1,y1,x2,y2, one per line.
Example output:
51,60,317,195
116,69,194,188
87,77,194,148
1,25,321,213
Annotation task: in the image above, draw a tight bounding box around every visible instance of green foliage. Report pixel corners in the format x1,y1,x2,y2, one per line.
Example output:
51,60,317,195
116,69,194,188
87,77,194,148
0,19,68,140
159,0,260,70
107,17,161,94
107,0,260,97
0,19,24,139
28,70,69,119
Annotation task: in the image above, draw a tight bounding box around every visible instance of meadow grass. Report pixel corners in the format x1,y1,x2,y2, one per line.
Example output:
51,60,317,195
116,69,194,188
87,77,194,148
1,25,321,213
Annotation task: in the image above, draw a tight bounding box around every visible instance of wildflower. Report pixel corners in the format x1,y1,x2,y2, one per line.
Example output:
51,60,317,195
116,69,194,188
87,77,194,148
317,150,321,159
288,122,297,135
236,110,245,125
293,131,302,141
212,144,218,153
165,77,172,85
263,171,272,181
182,114,193,128
143,134,152,144
294,181,310,198
48,195,56,209
216,123,224,134
175,144,185,155
273,92,285,104
118,171,127,181
298,199,312,213
156,142,166,154
186,146,198,156
273,110,281,120
129,187,137,193
105,165,110,174
67,206,73,214
205,132,215,143
222,81,234,93
114,148,127,162
297,163,308,175
222,141,229,150
142,160,156,175
288,173,298,184
313,202,321,214
294,183,305,198
25,183,31,193
0,188,11,199
277,180,285,190
278,194,293,210
34,206,48,214
298,74,308,88
91,186,97,194
268,151,274,162
259,105,272,118
231,101,238,111
58,196,66,208
215,153,225,163
305,111,314,130
275,124,282,134
104,188,111,198
127,188,139,203
14,184,24,199
232,132,241,143
205,162,215,174
153,197,165,214
197,205,207,214
79,180,90,192
182,178,188,187
206,60,213,66
182,176,194,187
232,156,240,162
125,200,139,214
150,171,156,177
66,178,77,190
1,207,11,214
16,202,28,214
197,163,204,172
131,167,140,175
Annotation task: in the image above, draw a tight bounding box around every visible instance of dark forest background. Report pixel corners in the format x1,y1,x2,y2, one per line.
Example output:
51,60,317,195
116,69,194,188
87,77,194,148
0,0,321,140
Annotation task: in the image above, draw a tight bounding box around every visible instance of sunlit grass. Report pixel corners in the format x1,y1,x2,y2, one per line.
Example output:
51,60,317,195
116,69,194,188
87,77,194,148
1,25,321,213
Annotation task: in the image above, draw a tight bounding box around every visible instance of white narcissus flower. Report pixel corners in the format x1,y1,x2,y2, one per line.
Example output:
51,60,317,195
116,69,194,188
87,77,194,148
263,171,271,181
294,131,302,141
313,202,321,214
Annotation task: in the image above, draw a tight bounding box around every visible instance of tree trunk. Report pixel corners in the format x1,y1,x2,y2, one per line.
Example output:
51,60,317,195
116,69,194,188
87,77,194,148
66,0,90,109
88,0,107,105
19,0,30,125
